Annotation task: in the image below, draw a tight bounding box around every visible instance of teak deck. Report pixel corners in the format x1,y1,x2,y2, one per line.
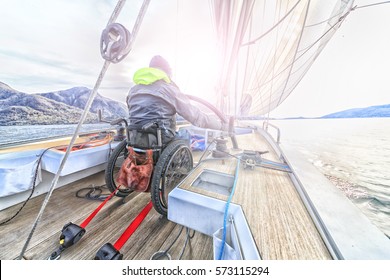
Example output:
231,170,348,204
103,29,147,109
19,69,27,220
0,129,331,260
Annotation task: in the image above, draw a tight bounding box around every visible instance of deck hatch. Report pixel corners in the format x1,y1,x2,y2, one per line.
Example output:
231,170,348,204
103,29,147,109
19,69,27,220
191,169,234,196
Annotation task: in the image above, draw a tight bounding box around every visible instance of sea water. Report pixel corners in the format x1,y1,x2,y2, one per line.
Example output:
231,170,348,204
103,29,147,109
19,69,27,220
0,119,389,237
268,118,390,237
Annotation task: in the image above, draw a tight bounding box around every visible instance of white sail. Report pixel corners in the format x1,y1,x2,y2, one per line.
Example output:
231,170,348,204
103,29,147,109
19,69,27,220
210,0,355,117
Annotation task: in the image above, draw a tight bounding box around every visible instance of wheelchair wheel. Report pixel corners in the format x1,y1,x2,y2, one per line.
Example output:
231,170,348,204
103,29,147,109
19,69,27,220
150,140,193,216
105,139,133,197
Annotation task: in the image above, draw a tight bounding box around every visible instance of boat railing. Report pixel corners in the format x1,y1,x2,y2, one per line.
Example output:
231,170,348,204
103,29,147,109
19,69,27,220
262,121,281,144
0,128,115,151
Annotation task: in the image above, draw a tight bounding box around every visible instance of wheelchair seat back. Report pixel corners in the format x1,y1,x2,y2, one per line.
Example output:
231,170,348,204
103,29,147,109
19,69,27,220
127,123,161,150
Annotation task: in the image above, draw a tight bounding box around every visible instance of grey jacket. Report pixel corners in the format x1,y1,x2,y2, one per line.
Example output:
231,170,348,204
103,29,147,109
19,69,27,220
126,68,224,144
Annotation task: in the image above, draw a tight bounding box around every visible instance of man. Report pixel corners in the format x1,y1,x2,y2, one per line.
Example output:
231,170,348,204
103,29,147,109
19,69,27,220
126,55,227,148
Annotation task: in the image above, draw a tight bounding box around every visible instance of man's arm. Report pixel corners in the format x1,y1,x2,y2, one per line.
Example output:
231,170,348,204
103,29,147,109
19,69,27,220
166,84,227,131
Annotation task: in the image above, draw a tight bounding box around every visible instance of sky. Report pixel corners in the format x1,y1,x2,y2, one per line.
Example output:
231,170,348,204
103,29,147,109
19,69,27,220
271,0,390,117
0,0,389,118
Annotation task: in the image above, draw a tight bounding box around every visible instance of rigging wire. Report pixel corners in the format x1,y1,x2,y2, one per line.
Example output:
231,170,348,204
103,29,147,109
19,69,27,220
248,10,349,95
236,0,357,116
242,1,307,116
213,0,256,114
272,2,362,108
266,0,283,121
239,1,274,116
239,8,253,111
245,4,354,115
355,1,390,9
305,8,347,28
18,62,112,261
241,0,302,46
18,0,150,260
275,0,311,108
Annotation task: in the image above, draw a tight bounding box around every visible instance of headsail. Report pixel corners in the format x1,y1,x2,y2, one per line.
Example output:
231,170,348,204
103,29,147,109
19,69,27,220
210,0,355,117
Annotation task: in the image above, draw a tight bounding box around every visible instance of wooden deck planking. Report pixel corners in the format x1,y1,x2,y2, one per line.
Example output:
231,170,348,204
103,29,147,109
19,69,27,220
132,222,213,260
0,129,331,260
0,172,114,260
0,171,213,260
35,193,152,260
176,130,331,259
233,132,331,259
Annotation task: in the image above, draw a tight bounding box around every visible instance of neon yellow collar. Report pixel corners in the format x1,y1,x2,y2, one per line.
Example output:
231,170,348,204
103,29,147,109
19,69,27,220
133,67,171,85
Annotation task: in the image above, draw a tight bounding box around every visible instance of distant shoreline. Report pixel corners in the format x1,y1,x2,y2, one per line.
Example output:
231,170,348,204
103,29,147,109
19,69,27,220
0,115,390,127
239,115,390,121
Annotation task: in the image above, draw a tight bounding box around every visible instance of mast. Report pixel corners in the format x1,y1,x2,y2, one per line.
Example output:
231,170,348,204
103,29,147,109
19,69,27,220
211,0,255,115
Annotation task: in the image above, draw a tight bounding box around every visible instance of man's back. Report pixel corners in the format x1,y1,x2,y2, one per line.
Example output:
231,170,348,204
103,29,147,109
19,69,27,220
126,55,226,147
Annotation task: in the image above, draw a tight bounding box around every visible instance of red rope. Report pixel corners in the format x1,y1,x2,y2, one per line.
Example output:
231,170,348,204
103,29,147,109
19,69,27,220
113,200,153,250
79,185,121,228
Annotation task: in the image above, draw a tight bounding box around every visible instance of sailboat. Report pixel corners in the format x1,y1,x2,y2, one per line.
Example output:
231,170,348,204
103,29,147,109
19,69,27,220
1,0,389,261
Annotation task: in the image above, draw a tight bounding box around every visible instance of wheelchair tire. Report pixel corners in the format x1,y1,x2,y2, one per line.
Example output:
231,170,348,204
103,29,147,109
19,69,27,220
150,140,193,216
105,139,133,197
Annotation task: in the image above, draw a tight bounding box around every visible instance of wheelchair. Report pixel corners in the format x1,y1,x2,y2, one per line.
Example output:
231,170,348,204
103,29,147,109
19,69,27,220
102,95,234,217
105,121,193,216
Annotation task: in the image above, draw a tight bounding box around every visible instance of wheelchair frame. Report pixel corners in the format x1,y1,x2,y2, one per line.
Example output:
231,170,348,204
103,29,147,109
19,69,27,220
104,119,193,216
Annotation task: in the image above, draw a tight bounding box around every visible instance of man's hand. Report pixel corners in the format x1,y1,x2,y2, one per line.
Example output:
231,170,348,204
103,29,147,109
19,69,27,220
221,122,229,132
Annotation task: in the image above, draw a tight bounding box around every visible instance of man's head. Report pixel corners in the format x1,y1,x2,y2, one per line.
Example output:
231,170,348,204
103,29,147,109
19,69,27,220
149,55,172,78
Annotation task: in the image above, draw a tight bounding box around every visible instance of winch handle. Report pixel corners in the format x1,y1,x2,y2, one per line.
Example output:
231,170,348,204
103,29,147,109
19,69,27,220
229,116,238,149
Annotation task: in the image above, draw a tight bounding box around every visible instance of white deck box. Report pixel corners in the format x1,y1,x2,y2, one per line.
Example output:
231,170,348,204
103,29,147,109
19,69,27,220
0,150,42,197
41,143,111,176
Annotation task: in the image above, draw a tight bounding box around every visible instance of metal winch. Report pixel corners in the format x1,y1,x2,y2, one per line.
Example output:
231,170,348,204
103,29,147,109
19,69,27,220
212,137,229,158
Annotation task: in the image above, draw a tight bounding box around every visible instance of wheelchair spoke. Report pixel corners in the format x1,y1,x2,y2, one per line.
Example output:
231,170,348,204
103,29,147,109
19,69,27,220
160,146,192,208
105,139,133,197
151,140,193,216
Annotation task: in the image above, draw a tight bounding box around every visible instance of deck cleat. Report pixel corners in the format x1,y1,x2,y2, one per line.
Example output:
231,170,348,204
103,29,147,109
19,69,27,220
48,222,86,260
94,243,123,260
59,222,86,248
241,150,261,170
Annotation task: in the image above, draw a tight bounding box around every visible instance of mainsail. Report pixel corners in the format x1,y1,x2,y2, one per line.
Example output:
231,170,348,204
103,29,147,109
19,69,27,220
210,0,355,117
